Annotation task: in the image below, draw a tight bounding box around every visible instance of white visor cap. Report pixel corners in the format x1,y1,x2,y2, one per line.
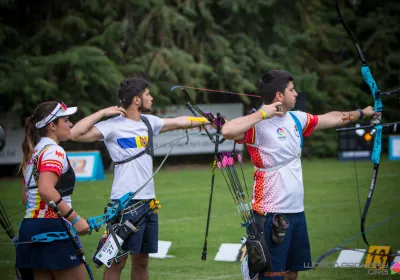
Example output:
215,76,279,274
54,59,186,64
35,102,77,129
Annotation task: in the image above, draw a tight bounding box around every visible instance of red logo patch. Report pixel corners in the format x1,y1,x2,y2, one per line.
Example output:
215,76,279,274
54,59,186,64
55,151,65,159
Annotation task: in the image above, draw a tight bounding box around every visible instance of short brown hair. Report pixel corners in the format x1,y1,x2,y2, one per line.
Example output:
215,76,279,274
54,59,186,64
259,70,294,104
118,78,150,109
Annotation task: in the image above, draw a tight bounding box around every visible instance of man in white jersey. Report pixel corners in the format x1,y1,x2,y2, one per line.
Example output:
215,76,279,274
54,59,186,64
221,70,379,280
71,77,229,280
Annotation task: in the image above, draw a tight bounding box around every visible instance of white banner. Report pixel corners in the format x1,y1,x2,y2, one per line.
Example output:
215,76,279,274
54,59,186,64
0,112,24,165
0,103,246,164
153,103,244,156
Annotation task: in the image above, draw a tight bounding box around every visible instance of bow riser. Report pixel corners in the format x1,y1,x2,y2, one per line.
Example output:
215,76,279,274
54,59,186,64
31,231,69,243
87,191,135,233
361,66,383,112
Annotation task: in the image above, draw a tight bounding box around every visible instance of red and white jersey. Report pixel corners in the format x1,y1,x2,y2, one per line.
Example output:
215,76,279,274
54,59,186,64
241,111,318,213
23,137,71,219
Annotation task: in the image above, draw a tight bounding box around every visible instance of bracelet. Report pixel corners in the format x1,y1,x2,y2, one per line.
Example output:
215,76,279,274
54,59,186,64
259,109,268,120
71,215,80,225
55,197,63,206
358,109,364,120
64,208,74,219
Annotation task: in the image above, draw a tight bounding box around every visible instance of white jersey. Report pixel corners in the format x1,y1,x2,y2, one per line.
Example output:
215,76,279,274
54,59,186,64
94,114,164,200
241,111,318,213
24,137,72,219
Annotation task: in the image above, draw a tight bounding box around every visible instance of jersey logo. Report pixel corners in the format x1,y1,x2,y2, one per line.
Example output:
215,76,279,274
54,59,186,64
294,125,300,137
277,128,286,141
55,151,65,159
138,136,148,147
117,136,149,149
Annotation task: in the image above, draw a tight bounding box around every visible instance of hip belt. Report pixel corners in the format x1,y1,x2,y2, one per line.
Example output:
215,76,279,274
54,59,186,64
254,155,299,172
122,199,153,215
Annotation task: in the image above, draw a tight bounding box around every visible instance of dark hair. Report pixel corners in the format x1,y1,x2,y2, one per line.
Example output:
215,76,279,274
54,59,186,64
259,70,294,104
118,78,151,109
19,101,59,173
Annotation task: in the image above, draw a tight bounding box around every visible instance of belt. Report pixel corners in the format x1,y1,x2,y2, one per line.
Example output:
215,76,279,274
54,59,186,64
122,199,154,214
254,156,299,172
253,210,271,217
131,199,152,203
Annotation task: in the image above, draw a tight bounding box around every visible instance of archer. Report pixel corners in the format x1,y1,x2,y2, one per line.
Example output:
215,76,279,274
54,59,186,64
221,70,379,280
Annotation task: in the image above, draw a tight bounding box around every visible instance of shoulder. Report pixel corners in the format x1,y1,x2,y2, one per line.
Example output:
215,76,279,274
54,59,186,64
141,114,164,127
37,144,68,174
289,110,307,118
38,144,67,171
288,110,318,124
141,114,162,122
97,115,124,125
41,144,66,161
290,110,317,118
94,116,124,137
289,110,319,136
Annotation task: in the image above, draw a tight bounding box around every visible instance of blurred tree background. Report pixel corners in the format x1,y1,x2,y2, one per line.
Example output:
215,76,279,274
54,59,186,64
0,0,399,158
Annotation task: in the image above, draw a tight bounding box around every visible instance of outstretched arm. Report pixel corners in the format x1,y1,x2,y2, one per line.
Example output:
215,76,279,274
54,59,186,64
159,116,211,133
315,106,380,131
221,102,284,141
70,106,126,142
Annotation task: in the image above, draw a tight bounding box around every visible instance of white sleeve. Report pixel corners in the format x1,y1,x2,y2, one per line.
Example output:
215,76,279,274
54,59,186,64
290,110,319,137
142,114,165,136
94,118,115,140
290,111,308,130
38,145,68,176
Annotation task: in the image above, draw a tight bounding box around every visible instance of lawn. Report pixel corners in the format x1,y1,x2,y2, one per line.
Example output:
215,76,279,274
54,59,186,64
0,157,399,280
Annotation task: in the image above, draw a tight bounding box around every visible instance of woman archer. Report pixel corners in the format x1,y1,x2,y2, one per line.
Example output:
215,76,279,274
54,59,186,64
16,101,125,280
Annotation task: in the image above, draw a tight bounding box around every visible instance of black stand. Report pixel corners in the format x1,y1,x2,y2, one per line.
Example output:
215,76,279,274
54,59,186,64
201,114,225,260
185,102,226,260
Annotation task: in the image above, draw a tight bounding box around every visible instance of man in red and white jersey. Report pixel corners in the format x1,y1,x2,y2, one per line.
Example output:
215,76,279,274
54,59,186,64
221,70,380,280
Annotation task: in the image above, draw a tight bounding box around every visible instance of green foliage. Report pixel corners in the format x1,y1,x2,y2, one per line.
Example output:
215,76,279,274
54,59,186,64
0,0,399,157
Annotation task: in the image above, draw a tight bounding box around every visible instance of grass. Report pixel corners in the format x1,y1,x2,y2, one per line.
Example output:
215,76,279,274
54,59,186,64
0,157,399,280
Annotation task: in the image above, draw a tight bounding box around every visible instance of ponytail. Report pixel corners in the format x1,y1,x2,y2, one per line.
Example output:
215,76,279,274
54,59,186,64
19,116,40,174
19,101,59,174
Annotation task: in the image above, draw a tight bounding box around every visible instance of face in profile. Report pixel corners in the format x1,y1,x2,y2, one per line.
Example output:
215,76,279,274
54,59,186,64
278,81,298,110
53,117,73,141
138,88,153,112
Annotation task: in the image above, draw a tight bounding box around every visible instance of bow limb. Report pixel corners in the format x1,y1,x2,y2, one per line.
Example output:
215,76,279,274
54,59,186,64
336,0,384,246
